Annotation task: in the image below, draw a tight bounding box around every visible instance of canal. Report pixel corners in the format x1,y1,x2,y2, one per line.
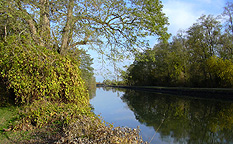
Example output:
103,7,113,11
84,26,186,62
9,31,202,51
90,87,233,144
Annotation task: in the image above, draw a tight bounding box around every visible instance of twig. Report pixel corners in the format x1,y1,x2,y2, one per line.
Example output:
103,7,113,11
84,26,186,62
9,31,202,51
149,117,165,143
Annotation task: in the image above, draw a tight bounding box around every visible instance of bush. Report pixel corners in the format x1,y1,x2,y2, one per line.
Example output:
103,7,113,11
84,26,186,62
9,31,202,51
0,35,89,127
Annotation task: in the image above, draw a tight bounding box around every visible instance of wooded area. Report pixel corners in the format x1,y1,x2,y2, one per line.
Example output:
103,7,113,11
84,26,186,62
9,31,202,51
122,3,233,88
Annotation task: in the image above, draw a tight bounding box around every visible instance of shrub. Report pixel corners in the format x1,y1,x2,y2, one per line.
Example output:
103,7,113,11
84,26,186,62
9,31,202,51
0,35,89,127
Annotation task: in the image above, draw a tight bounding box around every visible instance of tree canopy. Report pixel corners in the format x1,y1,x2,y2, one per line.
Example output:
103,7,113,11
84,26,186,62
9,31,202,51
1,0,169,57
122,11,233,88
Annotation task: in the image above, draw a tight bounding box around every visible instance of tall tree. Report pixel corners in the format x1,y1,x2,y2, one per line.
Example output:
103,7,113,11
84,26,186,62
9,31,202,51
77,49,95,89
186,15,222,87
1,0,169,56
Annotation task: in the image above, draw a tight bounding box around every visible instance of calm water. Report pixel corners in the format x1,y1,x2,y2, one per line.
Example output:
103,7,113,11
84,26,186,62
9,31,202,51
90,87,233,144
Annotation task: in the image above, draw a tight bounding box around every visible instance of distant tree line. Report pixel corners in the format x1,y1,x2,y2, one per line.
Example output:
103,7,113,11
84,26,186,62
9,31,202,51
122,3,233,88
102,79,124,86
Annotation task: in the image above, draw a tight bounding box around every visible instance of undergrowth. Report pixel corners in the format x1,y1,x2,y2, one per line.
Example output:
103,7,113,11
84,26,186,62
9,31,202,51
0,35,90,129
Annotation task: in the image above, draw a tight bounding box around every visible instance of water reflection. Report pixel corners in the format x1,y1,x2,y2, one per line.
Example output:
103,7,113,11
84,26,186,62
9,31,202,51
121,90,233,144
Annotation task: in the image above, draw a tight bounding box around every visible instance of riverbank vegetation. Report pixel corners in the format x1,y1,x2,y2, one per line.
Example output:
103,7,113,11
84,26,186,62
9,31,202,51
122,3,233,88
0,0,169,143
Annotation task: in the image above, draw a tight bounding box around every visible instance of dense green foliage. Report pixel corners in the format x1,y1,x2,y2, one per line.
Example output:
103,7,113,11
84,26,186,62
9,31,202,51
123,12,233,88
67,48,96,90
76,50,96,90
0,35,90,128
0,36,88,105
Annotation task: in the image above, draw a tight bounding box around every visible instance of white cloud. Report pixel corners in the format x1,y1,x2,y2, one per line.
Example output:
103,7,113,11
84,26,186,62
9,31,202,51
162,0,226,36
163,0,203,35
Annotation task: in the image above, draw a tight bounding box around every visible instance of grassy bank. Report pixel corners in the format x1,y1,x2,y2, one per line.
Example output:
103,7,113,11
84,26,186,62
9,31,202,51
0,106,17,143
0,106,35,143
0,106,50,143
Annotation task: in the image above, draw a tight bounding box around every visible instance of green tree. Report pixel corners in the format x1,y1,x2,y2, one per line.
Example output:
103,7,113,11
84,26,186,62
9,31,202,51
151,43,172,86
150,36,188,86
68,49,96,89
103,79,112,85
1,0,169,56
167,33,188,86
186,15,222,87
126,36,188,86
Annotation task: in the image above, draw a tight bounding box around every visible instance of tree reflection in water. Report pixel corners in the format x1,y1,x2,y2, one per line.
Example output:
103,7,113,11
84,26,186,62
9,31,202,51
121,90,233,144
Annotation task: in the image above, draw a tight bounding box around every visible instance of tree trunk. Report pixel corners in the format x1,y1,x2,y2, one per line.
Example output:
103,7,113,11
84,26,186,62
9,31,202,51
27,18,41,45
16,1,43,46
40,0,51,48
60,0,74,55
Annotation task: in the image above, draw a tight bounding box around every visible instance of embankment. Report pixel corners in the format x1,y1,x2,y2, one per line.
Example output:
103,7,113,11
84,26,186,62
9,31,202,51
108,85,233,101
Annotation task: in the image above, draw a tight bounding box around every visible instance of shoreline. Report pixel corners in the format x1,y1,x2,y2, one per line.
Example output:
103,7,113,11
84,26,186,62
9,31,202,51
105,85,233,101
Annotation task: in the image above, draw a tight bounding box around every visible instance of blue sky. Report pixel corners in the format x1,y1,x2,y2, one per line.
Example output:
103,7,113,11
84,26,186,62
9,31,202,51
89,0,229,82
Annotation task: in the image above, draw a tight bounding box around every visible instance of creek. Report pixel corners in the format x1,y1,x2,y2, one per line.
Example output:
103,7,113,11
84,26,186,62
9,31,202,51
90,87,233,144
